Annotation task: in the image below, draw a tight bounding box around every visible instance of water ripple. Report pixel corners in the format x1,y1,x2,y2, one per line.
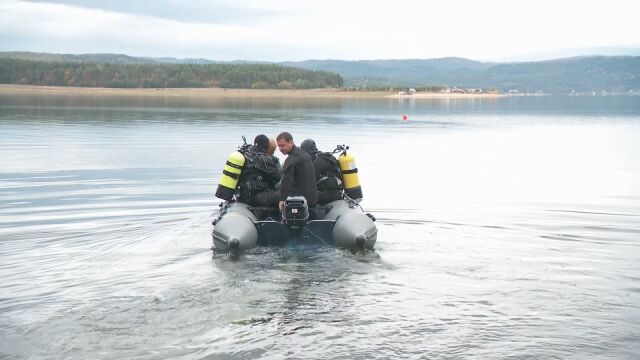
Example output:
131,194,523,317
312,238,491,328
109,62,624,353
2,95,640,359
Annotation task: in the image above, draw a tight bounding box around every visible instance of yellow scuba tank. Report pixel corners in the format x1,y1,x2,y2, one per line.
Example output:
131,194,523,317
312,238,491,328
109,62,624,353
215,150,245,201
338,147,363,200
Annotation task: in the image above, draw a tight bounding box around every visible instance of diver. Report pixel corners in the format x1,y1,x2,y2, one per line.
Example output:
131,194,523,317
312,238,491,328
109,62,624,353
236,134,281,207
268,137,282,173
301,139,345,205
277,132,317,210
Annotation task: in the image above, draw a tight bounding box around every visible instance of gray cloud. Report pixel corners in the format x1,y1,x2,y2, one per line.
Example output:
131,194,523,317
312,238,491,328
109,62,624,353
24,0,292,24
5,0,640,61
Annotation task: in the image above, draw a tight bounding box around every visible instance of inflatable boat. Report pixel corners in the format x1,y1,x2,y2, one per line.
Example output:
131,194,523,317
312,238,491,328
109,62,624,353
211,196,377,253
212,138,376,253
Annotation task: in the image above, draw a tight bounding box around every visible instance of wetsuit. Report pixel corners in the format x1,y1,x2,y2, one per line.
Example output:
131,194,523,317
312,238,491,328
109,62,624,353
279,145,317,206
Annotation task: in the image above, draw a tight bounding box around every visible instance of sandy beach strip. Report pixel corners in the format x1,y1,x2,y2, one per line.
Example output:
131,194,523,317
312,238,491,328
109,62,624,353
0,84,503,99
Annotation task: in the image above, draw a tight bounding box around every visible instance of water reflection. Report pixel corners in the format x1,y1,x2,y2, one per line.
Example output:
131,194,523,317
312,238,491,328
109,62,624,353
1,93,639,359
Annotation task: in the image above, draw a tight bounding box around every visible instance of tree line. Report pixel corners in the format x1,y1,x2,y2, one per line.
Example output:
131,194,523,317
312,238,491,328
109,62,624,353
0,59,344,89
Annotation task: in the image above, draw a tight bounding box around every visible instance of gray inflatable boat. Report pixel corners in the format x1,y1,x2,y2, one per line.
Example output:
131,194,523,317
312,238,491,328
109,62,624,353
211,196,377,253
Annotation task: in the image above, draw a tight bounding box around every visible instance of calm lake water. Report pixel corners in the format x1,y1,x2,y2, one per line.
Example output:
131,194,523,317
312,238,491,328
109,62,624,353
1,92,639,359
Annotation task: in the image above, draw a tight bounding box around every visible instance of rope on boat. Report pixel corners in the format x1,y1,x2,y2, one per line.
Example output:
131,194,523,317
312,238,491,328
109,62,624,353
302,226,331,247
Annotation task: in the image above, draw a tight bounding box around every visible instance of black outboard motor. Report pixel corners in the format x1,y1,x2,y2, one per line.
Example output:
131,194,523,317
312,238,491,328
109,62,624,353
282,196,309,229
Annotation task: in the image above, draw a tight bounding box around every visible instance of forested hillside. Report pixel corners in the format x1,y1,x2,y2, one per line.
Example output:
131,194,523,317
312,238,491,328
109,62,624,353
0,58,343,89
2,51,639,93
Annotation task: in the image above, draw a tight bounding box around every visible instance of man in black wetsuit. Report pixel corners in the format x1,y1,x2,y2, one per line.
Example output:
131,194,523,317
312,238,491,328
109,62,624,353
276,132,317,210
301,139,344,205
236,134,281,207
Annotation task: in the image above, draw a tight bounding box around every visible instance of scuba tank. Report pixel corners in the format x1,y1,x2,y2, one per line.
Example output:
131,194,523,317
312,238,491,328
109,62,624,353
335,144,363,200
215,136,250,201
215,150,245,201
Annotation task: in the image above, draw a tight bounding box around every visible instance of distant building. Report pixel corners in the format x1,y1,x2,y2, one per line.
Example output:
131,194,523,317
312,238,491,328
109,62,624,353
408,88,416,95
467,88,482,93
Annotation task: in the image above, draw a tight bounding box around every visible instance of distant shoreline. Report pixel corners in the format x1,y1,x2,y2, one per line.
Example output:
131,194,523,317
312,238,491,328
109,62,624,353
0,85,504,99
386,93,502,99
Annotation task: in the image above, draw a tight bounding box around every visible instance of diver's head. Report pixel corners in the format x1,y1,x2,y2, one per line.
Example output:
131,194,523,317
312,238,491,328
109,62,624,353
300,138,318,156
267,138,277,155
276,132,294,155
254,134,269,152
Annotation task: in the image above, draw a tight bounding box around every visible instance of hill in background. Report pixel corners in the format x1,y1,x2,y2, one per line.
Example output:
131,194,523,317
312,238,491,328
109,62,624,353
283,57,640,93
0,56,343,89
1,51,639,94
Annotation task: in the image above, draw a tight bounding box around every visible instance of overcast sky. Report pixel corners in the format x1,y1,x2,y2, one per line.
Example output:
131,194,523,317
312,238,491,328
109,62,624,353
1,0,638,61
